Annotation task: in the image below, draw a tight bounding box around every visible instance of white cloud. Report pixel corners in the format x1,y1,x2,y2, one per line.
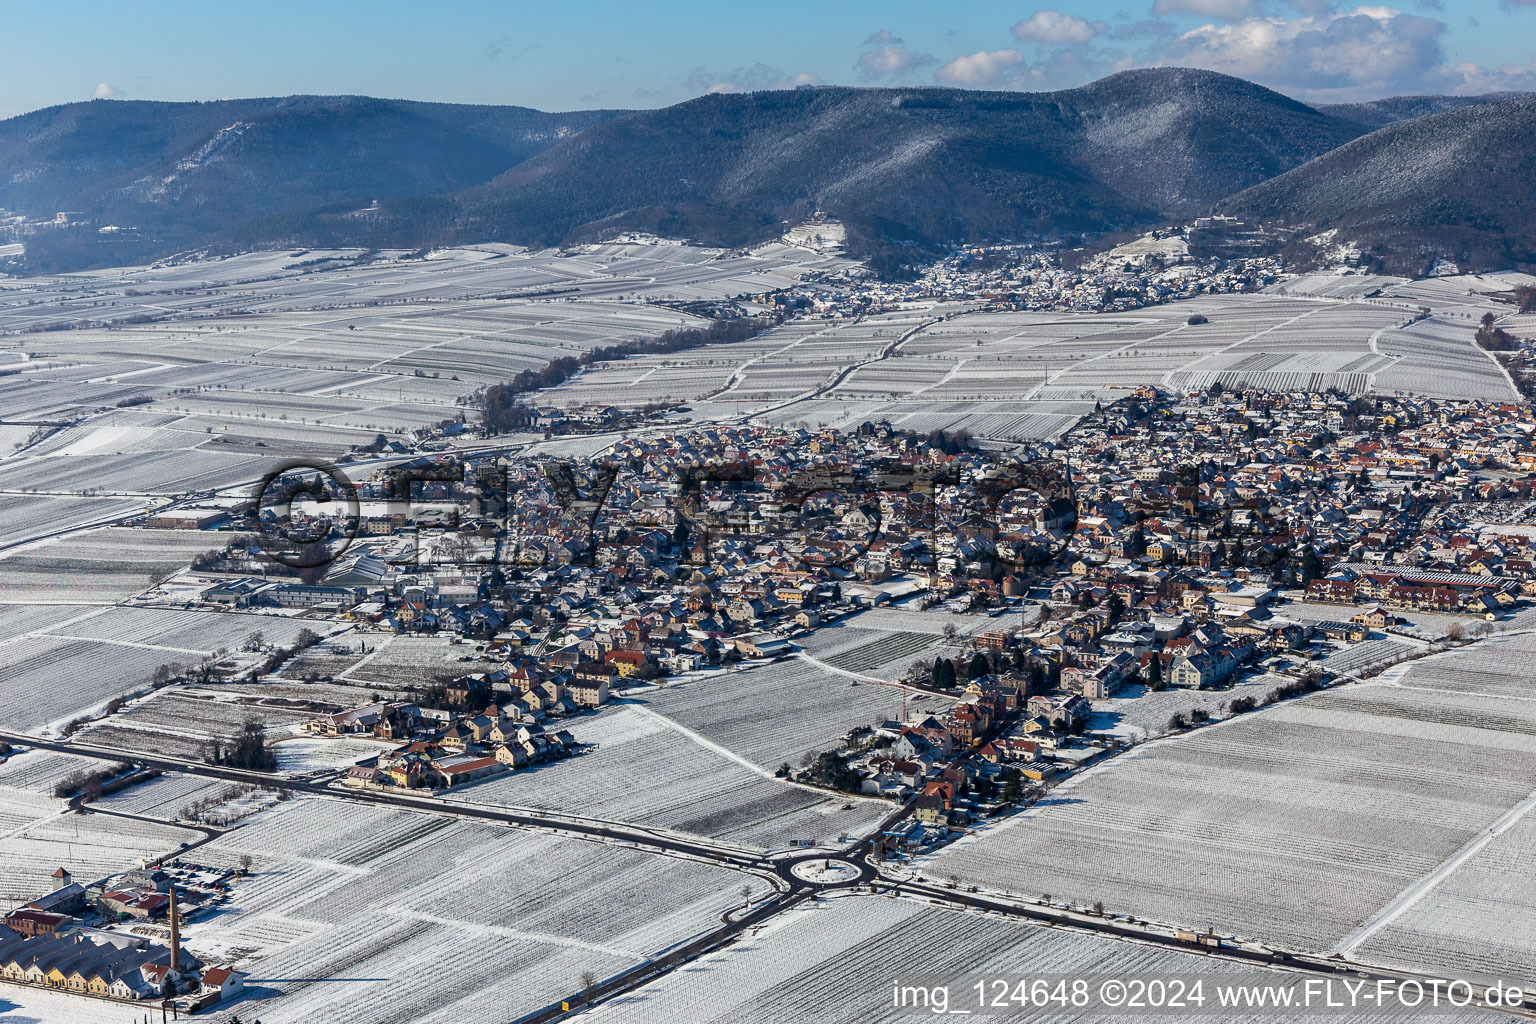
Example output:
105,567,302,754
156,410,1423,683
688,64,823,95
935,49,1028,88
1151,0,1258,18
1013,10,1105,45
855,43,936,81
778,72,824,88
1440,59,1536,93
1158,6,1448,100
1019,45,1128,90
92,82,123,100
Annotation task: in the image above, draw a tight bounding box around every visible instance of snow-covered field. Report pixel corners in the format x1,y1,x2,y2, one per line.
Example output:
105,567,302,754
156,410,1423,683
178,796,771,1024
841,606,996,636
441,702,886,850
641,660,925,770
0,749,201,909
1394,630,1536,701
1085,672,1282,742
94,771,271,824
930,679,1536,955
0,244,847,487
818,631,939,674
74,687,316,759
796,623,962,687
579,895,1437,1024
1354,803,1536,985
1329,633,1536,985
0,609,325,734
0,498,153,553
335,633,475,687
643,285,1521,439
1319,637,1420,676
270,735,396,774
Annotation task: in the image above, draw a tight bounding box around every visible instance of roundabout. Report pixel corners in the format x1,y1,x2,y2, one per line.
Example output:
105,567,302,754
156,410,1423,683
773,852,876,890
789,857,864,885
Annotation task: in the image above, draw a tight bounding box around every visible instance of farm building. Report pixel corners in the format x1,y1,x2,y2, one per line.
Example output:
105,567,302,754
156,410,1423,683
0,931,198,999
144,507,229,530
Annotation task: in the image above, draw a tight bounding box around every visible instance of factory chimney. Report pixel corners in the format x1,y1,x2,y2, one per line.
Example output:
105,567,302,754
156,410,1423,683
168,884,182,972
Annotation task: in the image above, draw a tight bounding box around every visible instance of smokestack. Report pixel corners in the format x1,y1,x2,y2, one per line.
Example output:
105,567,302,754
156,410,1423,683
168,885,181,972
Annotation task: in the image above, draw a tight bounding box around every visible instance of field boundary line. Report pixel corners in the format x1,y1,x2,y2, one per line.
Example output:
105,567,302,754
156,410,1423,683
385,907,655,960
619,698,888,806
1156,302,1327,387
1333,782,1536,955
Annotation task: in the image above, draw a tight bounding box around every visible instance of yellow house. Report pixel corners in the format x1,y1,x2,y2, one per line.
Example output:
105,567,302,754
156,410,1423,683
1351,607,1390,629
913,801,947,824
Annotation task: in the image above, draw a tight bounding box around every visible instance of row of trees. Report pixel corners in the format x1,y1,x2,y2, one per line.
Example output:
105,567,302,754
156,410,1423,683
482,314,780,433
53,762,135,800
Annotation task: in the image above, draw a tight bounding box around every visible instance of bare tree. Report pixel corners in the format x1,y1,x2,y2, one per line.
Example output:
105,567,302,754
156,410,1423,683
580,969,598,1005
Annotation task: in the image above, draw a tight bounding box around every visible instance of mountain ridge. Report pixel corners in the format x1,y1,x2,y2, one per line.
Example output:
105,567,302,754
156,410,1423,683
1216,94,1536,275
1,95,624,272
448,69,1364,257
1,70,1530,275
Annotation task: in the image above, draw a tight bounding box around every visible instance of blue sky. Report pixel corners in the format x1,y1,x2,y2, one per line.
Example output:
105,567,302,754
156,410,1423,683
6,0,1536,118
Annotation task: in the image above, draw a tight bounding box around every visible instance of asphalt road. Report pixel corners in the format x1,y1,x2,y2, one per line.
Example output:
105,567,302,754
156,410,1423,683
14,727,1536,1020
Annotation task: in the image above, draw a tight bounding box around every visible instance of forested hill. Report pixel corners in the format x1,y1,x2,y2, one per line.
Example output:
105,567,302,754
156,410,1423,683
4,71,1533,275
2,95,622,272
1217,96,1536,274
448,68,1365,255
